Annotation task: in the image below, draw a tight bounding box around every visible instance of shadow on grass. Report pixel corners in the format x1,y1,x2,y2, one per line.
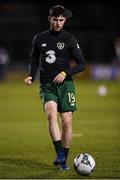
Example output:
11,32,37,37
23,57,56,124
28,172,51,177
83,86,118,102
0,157,61,179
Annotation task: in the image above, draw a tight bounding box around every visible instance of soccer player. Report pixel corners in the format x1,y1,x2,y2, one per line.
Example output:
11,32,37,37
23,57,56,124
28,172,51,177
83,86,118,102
25,5,85,170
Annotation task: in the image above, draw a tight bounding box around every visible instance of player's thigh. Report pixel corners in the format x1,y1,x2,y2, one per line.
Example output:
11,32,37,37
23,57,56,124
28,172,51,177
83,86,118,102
44,101,58,123
44,101,58,115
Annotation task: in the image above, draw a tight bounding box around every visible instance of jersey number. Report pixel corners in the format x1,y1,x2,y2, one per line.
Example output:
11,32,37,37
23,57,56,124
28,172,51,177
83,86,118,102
45,50,56,64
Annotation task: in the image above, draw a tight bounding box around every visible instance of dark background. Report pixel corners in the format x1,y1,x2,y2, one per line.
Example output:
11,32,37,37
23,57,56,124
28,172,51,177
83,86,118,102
0,0,120,65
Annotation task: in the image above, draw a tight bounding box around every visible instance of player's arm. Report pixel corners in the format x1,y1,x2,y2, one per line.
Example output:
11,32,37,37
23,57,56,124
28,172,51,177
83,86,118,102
65,36,86,76
25,34,40,85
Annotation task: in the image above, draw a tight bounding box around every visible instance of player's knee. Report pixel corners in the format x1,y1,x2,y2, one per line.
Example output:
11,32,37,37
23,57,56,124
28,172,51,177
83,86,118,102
46,111,57,125
44,102,57,121
62,117,72,129
47,112,53,120
61,112,72,126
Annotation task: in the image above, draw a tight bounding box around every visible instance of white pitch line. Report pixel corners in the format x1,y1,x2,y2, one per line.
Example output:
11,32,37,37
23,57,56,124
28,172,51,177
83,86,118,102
72,133,83,137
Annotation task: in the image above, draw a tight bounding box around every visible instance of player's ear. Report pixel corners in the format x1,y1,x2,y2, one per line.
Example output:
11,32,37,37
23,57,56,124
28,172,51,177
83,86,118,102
64,17,67,23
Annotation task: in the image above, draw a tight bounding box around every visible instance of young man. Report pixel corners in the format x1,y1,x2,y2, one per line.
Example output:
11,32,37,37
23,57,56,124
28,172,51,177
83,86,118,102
25,5,85,170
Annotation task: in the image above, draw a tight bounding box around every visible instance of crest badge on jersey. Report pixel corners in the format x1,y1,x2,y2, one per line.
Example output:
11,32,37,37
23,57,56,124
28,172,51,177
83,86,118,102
57,42,65,50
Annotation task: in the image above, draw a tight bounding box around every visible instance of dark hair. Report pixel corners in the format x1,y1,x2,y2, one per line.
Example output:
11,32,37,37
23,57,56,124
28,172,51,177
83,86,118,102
49,5,72,18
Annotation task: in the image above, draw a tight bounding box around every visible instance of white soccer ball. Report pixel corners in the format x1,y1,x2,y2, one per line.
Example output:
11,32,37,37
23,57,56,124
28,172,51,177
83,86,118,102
97,85,107,96
73,153,96,176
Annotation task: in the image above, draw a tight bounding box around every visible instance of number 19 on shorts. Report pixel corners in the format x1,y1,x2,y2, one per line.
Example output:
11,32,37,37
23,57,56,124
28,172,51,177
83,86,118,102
68,93,76,106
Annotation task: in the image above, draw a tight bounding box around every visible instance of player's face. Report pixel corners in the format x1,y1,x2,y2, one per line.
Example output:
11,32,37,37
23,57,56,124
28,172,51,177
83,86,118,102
49,16,66,32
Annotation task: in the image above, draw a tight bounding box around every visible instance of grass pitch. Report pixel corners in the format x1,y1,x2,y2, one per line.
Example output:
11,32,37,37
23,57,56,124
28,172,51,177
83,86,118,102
0,78,120,179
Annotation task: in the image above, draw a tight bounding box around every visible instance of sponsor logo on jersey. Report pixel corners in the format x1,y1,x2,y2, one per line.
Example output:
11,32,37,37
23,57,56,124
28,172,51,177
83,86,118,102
45,50,56,64
57,42,65,50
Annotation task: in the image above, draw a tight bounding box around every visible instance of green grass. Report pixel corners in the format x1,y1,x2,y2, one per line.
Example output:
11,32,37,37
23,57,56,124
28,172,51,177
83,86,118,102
0,78,120,179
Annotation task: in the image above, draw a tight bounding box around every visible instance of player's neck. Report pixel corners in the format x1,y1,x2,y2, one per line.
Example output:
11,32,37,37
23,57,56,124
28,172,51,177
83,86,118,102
49,29,62,35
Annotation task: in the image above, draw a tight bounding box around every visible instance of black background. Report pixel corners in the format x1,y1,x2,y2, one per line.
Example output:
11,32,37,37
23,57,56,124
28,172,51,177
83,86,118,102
0,0,120,64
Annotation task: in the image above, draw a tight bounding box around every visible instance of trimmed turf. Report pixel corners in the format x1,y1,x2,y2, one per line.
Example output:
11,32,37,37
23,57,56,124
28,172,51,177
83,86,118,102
0,78,120,179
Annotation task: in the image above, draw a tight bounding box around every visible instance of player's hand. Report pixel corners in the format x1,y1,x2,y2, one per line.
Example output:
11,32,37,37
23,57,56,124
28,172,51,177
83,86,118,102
24,76,32,85
53,71,66,84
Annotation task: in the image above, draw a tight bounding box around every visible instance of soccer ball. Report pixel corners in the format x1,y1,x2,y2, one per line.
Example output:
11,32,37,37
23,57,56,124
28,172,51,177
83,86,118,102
73,153,96,176
97,85,107,96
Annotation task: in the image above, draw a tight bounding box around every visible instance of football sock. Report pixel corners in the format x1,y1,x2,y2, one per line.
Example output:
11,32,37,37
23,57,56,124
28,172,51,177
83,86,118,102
53,140,63,154
63,147,69,160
